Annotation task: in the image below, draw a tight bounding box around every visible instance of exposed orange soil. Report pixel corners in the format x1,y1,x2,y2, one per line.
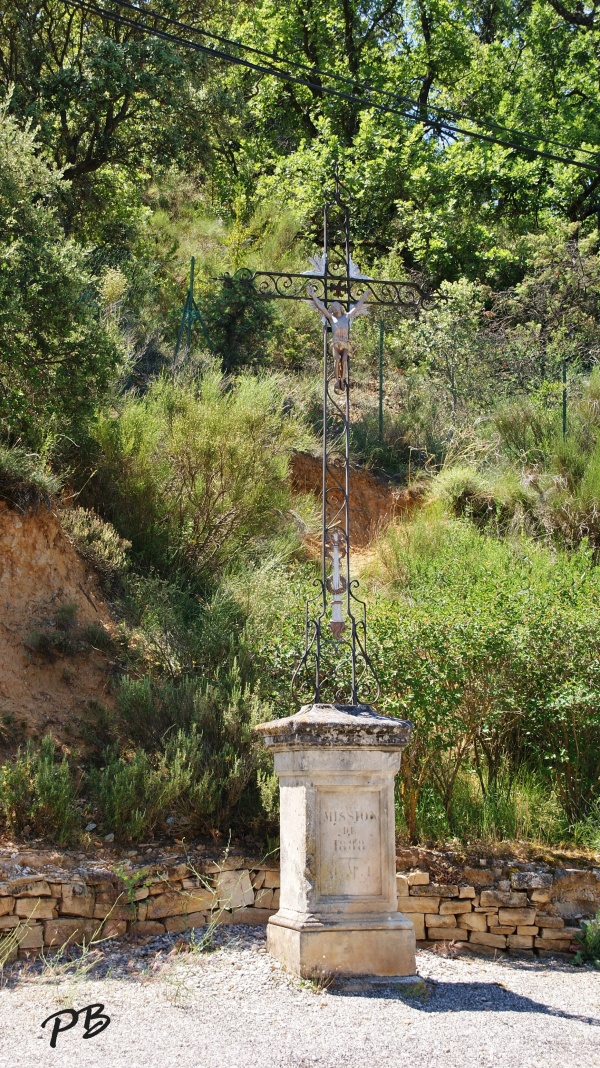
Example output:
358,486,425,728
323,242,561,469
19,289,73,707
0,502,116,754
289,451,423,550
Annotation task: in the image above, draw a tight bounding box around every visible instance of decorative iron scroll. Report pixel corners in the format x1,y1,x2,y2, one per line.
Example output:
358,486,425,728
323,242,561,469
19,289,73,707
219,267,434,313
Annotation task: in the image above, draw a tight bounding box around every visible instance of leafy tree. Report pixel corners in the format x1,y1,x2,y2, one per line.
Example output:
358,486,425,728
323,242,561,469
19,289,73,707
203,276,275,372
0,105,120,447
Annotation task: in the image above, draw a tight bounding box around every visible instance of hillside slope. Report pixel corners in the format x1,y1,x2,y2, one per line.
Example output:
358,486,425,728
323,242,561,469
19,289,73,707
0,503,116,755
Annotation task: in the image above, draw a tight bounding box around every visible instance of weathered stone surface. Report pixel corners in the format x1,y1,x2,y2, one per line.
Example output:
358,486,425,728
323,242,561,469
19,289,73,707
15,897,56,919
230,908,276,925
262,871,280,890
461,867,494,887
540,928,571,941
439,900,472,915
530,889,551,904
551,868,600,920
132,886,150,900
407,871,429,886
403,913,425,940
148,881,171,895
517,925,539,936
427,927,468,940
146,888,215,919
44,919,96,947
396,875,409,895
164,912,207,932
60,883,95,917
480,890,527,907
259,703,416,978
271,889,280,909
0,916,21,930
397,896,440,914
410,884,459,898
510,872,553,890
535,913,564,928
469,931,507,949
18,924,44,949
254,888,274,909
93,903,132,920
425,913,457,928
462,913,488,932
535,936,573,951
0,896,14,916
459,886,476,899
216,870,254,910
489,926,516,935
4,878,51,897
165,863,190,881
474,906,499,914
508,934,534,949
257,701,412,750
102,920,127,939
129,921,166,935
251,871,266,890
498,907,536,926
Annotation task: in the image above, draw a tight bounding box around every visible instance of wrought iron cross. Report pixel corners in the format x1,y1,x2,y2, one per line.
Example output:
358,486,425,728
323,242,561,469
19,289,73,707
217,179,434,706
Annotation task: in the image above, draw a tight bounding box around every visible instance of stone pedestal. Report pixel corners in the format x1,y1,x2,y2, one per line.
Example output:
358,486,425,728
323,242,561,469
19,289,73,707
256,703,416,979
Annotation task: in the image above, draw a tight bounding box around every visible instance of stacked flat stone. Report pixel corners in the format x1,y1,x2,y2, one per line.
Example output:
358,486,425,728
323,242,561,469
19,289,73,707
397,870,581,953
0,861,281,959
0,852,595,960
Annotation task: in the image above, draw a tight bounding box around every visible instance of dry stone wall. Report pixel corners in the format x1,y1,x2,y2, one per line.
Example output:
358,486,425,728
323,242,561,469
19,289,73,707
0,850,596,960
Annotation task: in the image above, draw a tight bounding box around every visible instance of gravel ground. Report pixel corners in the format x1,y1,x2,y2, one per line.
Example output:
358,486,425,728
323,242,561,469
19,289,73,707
1,926,599,1068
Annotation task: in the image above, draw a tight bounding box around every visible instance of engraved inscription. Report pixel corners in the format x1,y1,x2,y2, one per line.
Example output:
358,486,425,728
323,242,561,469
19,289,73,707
318,790,382,897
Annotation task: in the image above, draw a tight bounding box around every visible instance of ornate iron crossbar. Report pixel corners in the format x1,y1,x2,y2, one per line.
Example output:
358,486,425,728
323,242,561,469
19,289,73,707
219,266,434,313
215,184,435,706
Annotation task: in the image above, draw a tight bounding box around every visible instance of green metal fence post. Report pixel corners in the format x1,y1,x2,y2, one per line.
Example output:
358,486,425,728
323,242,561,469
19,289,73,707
378,320,384,444
562,358,567,440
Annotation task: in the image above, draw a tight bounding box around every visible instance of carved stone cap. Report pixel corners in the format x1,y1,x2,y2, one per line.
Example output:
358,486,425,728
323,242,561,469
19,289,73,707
256,703,412,751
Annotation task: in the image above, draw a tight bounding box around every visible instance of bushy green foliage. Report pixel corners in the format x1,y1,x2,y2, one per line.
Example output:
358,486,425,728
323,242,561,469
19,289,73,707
0,105,121,448
89,674,266,840
0,445,62,508
0,738,79,844
573,910,600,968
371,510,600,837
60,507,131,595
203,277,275,372
87,371,311,582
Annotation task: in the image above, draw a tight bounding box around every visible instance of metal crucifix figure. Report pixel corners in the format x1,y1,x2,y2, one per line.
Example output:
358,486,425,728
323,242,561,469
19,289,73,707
306,288,370,393
215,177,434,706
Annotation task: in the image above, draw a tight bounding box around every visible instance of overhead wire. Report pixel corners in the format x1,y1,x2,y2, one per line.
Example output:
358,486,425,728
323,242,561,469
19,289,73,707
66,0,600,173
101,0,600,162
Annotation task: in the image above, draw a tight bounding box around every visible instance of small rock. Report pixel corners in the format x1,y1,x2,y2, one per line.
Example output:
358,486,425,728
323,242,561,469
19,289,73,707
85,823,97,832
104,833,115,843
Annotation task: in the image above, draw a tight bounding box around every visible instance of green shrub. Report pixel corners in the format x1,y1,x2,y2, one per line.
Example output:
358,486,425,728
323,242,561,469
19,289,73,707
88,371,311,583
0,104,120,447
88,749,173,841
0,444,62,509
60,507,131,594
89,674,267,840
0,738,79,843
573,910,600,968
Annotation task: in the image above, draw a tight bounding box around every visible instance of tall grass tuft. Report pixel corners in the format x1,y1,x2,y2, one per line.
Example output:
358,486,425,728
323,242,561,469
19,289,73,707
0,738,79,843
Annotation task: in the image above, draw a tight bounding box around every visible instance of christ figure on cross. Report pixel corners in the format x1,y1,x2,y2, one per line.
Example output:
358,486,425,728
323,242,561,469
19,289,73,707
307,287,370,393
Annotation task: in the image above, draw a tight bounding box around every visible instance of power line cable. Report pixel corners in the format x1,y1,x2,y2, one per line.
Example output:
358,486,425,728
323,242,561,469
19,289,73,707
66,0,600,173
102,0,600,162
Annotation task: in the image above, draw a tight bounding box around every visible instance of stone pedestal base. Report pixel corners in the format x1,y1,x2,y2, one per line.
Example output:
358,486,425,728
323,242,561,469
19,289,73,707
267,912,416,979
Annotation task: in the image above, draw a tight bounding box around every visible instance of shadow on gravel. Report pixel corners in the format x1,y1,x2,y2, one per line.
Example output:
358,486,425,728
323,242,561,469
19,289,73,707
328,978,600,1027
